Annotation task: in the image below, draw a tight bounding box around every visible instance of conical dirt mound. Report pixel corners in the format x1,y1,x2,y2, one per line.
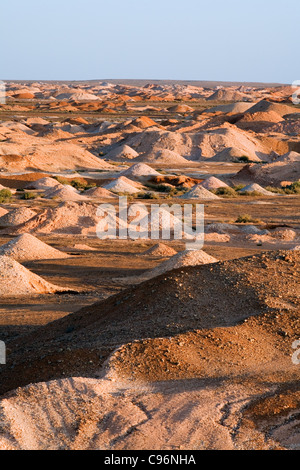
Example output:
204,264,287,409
123,249,218,284
141,243,177,257
0,255,66,296
0,208,37,227
0,234,70,261
181,184,220,199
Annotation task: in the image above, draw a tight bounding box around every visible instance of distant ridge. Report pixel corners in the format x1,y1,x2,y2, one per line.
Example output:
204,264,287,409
4,79,286,88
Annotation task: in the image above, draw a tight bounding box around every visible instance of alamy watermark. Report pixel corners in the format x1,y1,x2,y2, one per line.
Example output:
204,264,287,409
0,81,6,105
96,197,204,250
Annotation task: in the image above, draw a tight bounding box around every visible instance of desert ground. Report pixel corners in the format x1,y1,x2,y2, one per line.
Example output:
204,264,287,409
0,80,299,450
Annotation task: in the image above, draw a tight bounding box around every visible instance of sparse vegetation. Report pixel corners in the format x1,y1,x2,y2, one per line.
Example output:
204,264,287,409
213,187,237,198
0,189,12,203
137,192,159,200
235,214,262,224
22,191,38,200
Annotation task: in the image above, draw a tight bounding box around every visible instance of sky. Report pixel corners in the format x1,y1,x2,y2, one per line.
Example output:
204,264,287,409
0,0,298,83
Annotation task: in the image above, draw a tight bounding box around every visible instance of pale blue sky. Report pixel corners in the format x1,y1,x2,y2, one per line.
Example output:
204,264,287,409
0,0,298,83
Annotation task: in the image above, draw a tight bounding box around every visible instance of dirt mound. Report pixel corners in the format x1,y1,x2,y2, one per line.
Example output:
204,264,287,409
205,102,254,114
238,183,277,196
130,116,158,129
212,146,249,162
26,177,62,190
245,100,298,117
0,137,113,172
168,104,195,113
238,110,283,123
276,151,300,163
0,207,8,217
0,255,66,296
0,251,299,449
103,177,143,194
104,145,139,161
0,250,297,392
181,184,220,199
3,202,101,236
122,250,218,284
72,244,97,251
200,177,229,190
0,208,37,227
12,92,35,99
84,187,116,198
0,234,69,261
207,89,250,102
141,243,177,257
137,149,189,164
120,163,160,179
233,158,300,186
44,185,88,201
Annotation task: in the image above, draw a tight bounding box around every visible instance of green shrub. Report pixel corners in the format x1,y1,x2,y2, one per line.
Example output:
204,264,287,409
0,189,12,203
54,176,70,185
22,191,38,200
137,192,159,199
237,156,251,163
239,191,262,197
282,181,300,194
235,214,261,224
233,184,246,191
70,179,88,190
265,186,285,194
145,183,173,193
213,187,237,198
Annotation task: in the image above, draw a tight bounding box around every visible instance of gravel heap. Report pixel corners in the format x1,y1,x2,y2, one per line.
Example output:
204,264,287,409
0,233,70,261
0,255,66,295
0,208,37,227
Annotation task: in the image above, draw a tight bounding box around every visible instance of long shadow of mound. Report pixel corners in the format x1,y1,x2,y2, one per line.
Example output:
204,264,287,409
0,250,298,395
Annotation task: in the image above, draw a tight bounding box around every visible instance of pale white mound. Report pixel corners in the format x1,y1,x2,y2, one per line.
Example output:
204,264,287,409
26,177,61,191
141,243,177,257
122,250,218,284
103,177,142,194
206,223,241,234
0,208,37,227
0,255,65,295
207,89,250,102
84,187,116,198
120,163,160,179
245,100,298,117
0,137,113,172
55,91,100,101
105,145,139,161
6,202,124,237
44,185,88,201
238,183,277,196
271,228,297,241
276,151,300,163
206,102,254,114
181,184,220,200
200,177,229,190
0,234,69,261
125,125,269,163
138,149,189,164
212,146,249,162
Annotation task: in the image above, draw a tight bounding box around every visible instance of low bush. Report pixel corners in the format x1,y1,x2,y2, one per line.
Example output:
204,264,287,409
0,189,12,203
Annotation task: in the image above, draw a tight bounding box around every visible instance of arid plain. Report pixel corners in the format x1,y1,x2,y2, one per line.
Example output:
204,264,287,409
0,80,299,450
